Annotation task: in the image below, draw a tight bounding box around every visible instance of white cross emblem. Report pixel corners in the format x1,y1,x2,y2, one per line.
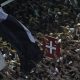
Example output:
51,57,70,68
46,41,56,54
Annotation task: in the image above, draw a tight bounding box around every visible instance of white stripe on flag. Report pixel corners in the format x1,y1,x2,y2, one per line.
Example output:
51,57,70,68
19,21,36,43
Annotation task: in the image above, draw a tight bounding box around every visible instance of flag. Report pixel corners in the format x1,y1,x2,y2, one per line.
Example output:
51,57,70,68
0,15,42,74
42,36,61,58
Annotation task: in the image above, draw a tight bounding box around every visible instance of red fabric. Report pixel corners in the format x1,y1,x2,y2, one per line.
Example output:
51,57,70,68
42,36,60,58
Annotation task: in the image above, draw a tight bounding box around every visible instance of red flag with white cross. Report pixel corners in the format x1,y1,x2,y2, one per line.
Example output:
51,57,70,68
42,36,61,58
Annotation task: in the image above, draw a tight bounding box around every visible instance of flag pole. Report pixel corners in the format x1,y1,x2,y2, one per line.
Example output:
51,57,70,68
1,0,14,7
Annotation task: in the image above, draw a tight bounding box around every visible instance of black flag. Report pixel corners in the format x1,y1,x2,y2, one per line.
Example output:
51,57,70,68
0,15,42,75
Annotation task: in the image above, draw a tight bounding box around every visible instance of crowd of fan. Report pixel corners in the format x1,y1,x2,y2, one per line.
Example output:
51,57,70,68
1,0,80,80
3,0,78,34
23,30,80,80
